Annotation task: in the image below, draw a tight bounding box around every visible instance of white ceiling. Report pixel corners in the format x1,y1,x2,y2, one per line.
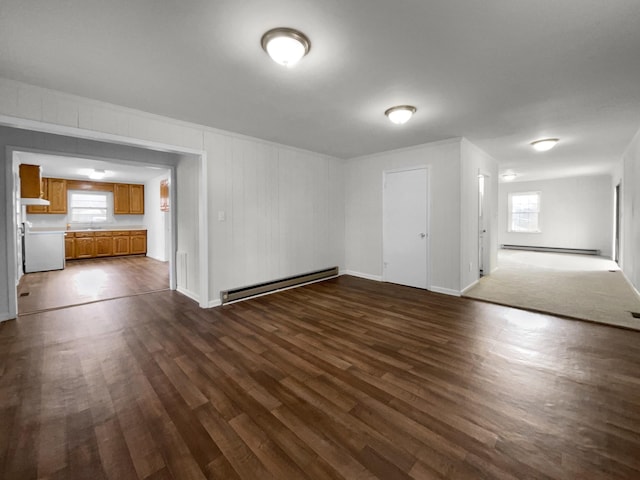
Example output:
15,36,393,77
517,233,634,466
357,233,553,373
15,151,169,183
2,1,640,182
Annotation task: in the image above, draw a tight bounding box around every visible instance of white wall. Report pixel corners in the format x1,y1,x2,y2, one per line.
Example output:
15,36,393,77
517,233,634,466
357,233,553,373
345,138,462,294
145,172,171,262
498,175,613,257
205,131,345,298
0,77,346,316
460,138,499,291
620,127,640,291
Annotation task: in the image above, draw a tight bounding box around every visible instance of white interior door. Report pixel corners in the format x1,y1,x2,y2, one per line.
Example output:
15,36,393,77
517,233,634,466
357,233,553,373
383,167,429,289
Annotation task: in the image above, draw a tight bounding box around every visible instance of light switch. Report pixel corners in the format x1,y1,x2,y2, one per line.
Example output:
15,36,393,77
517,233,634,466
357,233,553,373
218,211,226,222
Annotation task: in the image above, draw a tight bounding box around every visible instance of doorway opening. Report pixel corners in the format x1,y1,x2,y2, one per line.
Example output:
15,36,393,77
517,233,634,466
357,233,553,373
614,182,621,264
13,149,174,315
478,174,490,277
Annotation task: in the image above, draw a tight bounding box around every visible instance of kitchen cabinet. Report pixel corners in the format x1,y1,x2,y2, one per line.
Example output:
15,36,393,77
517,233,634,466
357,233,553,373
19,164,43,198
112,232,131,256
74,233,95,259
130,231,147,254
114,183,144,214
130,184,144,214
47,178,67,214
26,177,68,214
113,183,130,214
64,234,75,260
65,229,146,259
160,179,169,212
95,233,113,257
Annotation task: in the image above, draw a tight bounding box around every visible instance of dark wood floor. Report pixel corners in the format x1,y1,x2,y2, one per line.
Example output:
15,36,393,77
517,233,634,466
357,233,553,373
2,275,640,479
18,256,169,314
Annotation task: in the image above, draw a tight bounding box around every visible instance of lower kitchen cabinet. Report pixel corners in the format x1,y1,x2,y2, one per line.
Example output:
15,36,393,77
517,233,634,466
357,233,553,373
112,235,130,256
74,236,95,259
95,234,113,257
66,229,147,260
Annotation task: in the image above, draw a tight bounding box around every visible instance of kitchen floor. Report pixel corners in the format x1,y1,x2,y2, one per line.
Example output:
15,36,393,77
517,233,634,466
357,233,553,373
17,256,169,315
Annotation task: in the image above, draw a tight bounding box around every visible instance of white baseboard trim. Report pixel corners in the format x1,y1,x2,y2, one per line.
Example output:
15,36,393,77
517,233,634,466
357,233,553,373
461,279,480,295
176,287,200,303
0,312,16,323
340,270,383,282
208,298,222,308
430,286,461,297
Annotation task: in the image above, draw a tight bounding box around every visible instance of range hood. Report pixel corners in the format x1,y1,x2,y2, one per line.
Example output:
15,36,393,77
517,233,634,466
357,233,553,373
21,198,50,206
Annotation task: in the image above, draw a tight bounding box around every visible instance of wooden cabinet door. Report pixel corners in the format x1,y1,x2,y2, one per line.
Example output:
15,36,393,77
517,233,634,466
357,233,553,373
95,236,113,257
114,183,130,214
26,178,48,214
74,237,95,258
47,178,67,214
129,184,144,214
64,235,74,260
19,164,42,198
130,234,147,255
113,236,130,256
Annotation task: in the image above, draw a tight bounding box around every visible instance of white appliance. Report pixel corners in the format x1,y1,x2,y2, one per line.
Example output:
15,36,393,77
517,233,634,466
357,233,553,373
23,230,65,273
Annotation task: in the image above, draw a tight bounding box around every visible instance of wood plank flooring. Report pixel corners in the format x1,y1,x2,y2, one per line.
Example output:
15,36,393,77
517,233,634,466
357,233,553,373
2,275,640,479
17,256,169,314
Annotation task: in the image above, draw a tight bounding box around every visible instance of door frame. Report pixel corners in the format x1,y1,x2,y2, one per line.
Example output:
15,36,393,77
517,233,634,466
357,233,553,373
381,165,431,290
2,114,209,321
614,182,621,264
477,171,492,277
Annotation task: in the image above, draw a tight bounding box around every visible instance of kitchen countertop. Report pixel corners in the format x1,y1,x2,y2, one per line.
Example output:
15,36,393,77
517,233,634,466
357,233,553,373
28,226,146,233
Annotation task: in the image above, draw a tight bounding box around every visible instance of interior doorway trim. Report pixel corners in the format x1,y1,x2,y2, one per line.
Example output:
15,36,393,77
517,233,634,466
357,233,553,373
1,113,209,320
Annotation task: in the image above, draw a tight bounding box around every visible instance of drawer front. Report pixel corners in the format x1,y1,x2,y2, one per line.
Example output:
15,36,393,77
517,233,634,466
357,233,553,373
112,231,130,237
74,232,95,238
130,230,147,236
65,232,75,238
94,231,113,237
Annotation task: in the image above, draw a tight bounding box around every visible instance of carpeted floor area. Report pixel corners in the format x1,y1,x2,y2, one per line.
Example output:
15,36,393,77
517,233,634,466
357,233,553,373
463,250,640,330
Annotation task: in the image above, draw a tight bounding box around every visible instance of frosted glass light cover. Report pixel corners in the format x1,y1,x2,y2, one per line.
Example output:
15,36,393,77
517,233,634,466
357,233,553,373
266,36,306,66
531,138,559,151
385,105,417,125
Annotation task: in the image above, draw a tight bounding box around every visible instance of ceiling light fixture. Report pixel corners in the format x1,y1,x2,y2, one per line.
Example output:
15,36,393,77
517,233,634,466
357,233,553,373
530,138,559,152
261,27,311,67
385,105,417,125
89,169,106,180
501,173,517,181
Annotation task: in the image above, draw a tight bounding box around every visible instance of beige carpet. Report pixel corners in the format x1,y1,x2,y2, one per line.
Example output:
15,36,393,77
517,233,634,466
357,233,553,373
464,250,640,330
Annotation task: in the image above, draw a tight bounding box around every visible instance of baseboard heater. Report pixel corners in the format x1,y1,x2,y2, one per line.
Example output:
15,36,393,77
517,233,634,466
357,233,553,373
220,266,339,304
501,245,600,256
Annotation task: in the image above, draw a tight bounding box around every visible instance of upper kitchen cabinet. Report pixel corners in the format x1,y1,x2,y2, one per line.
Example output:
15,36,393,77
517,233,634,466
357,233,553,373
26,178,68,214
19,164,43,198
26,178,48,214
130,184,144,214
47,178,67,214
114,183,144,214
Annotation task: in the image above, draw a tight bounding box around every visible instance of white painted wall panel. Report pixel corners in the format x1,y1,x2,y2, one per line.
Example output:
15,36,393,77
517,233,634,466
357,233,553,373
345,139,462,292
621,127,640,291
499,175,614,257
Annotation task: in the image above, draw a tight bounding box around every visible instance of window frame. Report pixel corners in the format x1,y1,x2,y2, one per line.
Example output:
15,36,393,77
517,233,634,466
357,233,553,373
68,190,114,224
507,191,541,233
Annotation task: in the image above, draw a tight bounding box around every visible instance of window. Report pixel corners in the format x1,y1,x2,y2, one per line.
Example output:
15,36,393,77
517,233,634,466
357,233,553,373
69,191,113,223
508,191,541,233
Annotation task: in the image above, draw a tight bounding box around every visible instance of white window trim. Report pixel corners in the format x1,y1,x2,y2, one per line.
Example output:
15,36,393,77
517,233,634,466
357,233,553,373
507,191,541,233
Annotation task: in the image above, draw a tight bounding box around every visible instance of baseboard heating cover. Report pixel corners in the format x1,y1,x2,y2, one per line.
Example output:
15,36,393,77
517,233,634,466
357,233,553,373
501,245,600,256
220,266,339,304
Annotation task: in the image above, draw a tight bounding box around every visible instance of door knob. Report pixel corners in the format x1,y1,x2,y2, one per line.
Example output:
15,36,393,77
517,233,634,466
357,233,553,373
419,233,426,238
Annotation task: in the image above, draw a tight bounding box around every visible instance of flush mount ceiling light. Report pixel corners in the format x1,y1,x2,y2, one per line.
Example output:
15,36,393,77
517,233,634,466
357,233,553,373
261,27,311,67
385,105,417,125
530,138,559,152
501,173,517,181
